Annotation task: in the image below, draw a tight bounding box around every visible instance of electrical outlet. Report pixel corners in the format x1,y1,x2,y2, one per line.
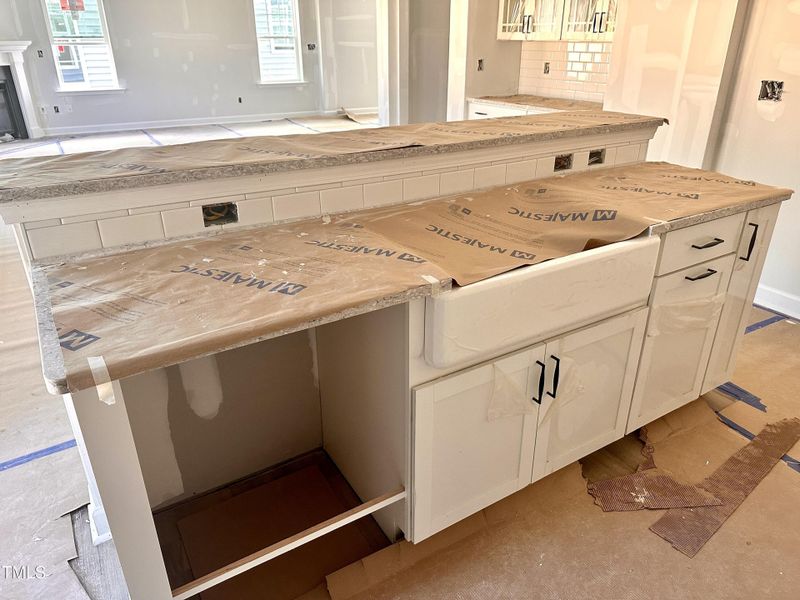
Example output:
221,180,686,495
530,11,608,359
544,61,550,75
477,58,484,71
759,80,783,101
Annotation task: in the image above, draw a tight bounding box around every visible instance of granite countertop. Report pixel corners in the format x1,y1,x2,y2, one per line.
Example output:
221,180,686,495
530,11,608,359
473,94,604,112
0,111,663,203
33,161,791,394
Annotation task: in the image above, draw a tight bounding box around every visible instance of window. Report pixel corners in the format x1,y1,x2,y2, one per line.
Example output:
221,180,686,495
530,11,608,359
253,0,303,83
42,0,119,91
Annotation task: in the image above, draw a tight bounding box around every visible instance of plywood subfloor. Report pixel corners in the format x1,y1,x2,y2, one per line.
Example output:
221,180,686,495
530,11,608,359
329,306,800,600
154,450,389,600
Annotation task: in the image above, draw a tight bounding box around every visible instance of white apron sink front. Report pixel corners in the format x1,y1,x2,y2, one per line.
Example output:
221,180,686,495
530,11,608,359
424,235,661,369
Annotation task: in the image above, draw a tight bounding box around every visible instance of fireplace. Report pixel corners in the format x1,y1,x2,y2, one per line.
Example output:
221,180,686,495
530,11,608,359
0,66,28,139
0,41,41,139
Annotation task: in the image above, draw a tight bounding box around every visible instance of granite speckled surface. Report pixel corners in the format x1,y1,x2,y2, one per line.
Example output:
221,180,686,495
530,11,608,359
30,161,791,394
473,94,604,112
0,111,664,203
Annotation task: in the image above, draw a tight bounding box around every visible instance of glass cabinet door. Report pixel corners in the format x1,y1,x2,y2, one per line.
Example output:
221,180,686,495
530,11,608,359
498,0,564,41
561,0,617,41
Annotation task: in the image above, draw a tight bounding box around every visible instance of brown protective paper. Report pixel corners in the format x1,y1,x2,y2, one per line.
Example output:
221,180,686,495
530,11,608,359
650,417,800,557
36,162,792,393
0,111,663,201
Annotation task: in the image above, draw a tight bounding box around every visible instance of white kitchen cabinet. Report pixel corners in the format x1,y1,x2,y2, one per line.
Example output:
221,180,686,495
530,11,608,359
702,204,781,392
627,254,736,433
467,100,528,120
497,0,565,41
412,345,543,541
531,308,647,481
561,0,617,41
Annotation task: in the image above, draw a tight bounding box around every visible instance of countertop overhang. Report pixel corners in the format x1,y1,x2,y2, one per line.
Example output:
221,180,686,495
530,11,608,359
0,111,664,204
32,162,792,395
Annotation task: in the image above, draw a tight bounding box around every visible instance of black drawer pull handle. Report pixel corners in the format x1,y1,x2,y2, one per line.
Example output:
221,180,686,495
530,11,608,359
474,111,488,116
740,222,758,261
691,237,724,250
532,360,545,405
546,355,560,399
685,268,717,282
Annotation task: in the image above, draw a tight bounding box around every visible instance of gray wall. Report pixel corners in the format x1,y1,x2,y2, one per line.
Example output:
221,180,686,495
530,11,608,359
0,0,378,134
465,0,521,98
408,0,450,123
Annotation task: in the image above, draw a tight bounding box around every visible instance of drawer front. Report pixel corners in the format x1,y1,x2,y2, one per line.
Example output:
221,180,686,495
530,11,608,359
627,253,735,433
411,346,541,542
467,101,528,120
425,236,660,370
657,213,745,275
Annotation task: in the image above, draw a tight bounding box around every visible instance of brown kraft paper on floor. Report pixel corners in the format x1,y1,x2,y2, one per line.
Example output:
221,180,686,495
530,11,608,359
650,417,800,557
586,427,722,512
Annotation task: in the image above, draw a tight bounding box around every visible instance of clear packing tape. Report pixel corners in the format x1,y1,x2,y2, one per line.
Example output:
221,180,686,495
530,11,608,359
647,293,725,337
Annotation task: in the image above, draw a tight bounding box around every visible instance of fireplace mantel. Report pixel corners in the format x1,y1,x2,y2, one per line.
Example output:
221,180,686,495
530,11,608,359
0,41,43,138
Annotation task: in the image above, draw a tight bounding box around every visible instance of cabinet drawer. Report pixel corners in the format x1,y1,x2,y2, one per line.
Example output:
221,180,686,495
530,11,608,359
657,213,745,275
627,254,735,433
467,101,528,120
425,236,660,370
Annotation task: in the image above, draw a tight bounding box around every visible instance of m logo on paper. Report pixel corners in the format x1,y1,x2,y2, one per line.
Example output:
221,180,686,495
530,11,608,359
58,329,101,351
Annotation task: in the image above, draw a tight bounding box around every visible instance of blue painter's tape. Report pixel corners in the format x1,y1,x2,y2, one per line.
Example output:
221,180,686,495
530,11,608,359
717,381,767,412
716,413,800,474
0,439,77,473
746,314,785,334
141,129,163,146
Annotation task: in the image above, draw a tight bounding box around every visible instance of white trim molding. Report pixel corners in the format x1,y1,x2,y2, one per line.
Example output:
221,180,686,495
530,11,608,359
0,40,44,138
754,284,800,320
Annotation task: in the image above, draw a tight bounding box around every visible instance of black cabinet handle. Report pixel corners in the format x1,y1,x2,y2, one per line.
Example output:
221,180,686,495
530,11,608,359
532,360,545,405
691,237,724,250
740,222,759,261
685,268,717,282
474,111,488,116
546,355,560,399
591,12,599,33
598,11,607,33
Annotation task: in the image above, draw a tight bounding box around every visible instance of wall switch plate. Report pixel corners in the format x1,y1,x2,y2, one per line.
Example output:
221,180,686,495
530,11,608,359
544,61,550,74
477,58,484,71
759,80,783,101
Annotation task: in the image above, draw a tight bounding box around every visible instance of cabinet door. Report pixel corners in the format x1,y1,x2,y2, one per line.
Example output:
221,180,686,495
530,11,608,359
412,345,543,542
627,254,735,433
532,309,647,482
702,204,781,392
561,0,616,41
498,0,564,41
497,0,530,40
525,0,565,41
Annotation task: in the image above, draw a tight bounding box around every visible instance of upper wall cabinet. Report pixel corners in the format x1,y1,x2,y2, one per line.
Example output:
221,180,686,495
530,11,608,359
561,0,617,41
497,0,565,41
497,0,617,42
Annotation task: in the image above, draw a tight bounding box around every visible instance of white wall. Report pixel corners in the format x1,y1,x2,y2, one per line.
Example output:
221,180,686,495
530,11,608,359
604,0,739,167
318,0,379,113
408,0,450,123
713,0,800,318
465,0,521,98
0,0,377,134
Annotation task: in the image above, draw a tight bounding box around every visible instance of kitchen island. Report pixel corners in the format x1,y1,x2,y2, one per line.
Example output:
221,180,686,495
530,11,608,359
20,153,791,599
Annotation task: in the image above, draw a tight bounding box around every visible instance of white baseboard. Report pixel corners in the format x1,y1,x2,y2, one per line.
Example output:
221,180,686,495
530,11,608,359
39,108,379,137
754,284,800,320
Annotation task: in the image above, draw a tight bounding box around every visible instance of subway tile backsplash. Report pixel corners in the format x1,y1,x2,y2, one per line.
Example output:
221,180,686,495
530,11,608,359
518,41,612,103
